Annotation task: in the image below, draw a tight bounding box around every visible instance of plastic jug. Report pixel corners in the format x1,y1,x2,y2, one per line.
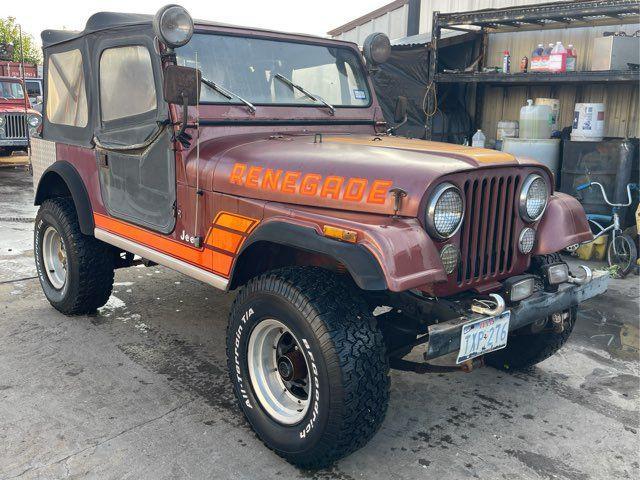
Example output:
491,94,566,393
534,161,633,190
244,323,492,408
472,129,486,147
519,100,552,139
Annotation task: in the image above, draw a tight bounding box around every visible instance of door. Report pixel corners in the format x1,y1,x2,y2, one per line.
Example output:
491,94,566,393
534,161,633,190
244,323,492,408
95,43,176,234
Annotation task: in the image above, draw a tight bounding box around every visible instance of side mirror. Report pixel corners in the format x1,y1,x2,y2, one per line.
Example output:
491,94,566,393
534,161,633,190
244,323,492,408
394,96,408,124
163,65,201,105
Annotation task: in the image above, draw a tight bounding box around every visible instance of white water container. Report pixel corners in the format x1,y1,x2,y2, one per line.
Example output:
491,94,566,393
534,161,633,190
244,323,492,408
519,99,552,139
534,98,560,133
502,138,561,177
472,129,486,147
571,103,605,142
496,120,519,141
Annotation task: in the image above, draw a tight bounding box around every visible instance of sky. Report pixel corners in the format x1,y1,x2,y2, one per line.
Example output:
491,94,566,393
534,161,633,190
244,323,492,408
4,0,391,46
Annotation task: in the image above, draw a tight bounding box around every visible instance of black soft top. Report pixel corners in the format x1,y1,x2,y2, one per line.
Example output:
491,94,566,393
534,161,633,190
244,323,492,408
42,11,355,49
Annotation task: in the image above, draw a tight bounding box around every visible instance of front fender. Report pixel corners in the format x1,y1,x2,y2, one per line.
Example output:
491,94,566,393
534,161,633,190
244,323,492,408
534,192,593,255
235,204,446,292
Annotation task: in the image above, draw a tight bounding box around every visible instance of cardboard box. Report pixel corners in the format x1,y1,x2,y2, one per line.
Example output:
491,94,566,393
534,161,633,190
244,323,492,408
591,36,640,71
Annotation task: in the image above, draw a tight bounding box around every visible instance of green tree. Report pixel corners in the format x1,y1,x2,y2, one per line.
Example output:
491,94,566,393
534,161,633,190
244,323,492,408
0,17,42,65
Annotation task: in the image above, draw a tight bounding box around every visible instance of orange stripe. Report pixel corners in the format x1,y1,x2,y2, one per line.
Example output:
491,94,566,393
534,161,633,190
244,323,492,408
206,227,244,254
93,213,234,277
214,212,258,233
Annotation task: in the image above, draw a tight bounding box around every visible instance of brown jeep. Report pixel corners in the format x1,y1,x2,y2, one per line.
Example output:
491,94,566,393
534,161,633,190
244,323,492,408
32,5,607,468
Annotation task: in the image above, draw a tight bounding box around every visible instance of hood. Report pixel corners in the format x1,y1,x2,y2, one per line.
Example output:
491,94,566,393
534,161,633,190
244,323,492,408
199,134,543,216
0,99,37,115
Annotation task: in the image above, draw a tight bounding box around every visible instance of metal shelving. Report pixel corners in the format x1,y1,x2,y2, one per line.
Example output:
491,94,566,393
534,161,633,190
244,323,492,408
425,0,640,139
435,70,640,85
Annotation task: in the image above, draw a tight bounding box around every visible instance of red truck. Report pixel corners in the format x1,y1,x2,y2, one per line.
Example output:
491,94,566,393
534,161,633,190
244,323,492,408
0,76,42,155
31,5,608,468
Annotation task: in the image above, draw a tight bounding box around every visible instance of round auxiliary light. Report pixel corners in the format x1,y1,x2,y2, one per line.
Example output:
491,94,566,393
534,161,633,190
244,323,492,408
426,183,464,240
27,114,41,128
153,4,194,49
363,32,391,65
440,244,460,275
519,174,548,222
519,227,536,255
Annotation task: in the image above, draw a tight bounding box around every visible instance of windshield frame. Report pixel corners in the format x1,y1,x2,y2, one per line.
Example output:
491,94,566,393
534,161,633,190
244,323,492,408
180,29,373,110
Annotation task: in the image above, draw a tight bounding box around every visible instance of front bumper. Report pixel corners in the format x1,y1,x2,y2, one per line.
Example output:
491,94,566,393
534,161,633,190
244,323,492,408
425,270,609,360
0,138,28,147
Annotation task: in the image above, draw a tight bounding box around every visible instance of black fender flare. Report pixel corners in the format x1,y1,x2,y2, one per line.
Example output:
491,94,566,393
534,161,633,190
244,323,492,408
231,221,387,290
34,162,94,235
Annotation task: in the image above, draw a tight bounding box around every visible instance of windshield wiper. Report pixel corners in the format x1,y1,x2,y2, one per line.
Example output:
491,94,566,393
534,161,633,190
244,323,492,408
201,76,256,114
273,73,335,116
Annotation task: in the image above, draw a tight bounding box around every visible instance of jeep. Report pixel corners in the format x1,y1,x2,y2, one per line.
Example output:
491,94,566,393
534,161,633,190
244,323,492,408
0,76,42,156
32,5,608,468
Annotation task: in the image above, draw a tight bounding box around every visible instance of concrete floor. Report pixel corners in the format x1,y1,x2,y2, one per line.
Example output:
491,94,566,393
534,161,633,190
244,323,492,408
1,165,639,480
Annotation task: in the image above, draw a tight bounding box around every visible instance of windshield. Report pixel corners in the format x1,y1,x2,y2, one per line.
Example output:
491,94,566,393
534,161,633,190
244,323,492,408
0,81,24,99
176,34,370,108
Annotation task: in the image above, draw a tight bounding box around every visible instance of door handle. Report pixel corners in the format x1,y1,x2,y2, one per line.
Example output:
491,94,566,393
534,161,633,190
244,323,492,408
97,152,109,169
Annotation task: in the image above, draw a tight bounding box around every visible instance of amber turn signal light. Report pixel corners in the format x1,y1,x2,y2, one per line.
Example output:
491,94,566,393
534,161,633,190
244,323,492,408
323,225,357,243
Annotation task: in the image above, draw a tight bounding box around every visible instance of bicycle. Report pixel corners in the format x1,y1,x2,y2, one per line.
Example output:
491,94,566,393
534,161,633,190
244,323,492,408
576,182,638,277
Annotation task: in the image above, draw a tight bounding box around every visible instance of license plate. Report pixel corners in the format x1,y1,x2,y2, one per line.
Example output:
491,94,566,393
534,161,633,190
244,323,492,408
456,311,511,364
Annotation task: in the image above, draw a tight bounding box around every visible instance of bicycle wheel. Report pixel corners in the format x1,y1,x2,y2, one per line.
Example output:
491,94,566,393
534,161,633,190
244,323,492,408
607,234,637,278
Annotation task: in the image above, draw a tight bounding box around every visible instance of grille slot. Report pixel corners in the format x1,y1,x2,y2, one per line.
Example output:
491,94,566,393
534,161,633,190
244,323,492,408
457,174,521,285
2,114,27,139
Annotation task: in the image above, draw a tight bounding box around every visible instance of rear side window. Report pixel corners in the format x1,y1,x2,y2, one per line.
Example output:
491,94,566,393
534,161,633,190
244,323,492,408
99,45,156,122
46,49,88,127
25,80,42,97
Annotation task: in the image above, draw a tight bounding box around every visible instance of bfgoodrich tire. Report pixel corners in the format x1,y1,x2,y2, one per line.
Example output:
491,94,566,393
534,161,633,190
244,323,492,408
485,307,577,371
34,198,115,315
226,267,389,468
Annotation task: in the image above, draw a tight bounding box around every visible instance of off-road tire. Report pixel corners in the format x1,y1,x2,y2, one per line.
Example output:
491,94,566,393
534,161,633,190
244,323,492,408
226,267,389,468
34,198,114,315
486,307,577,371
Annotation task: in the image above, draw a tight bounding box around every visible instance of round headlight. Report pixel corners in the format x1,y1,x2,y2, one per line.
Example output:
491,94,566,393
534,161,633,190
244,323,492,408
153,4,194,48
363,32,391,65
426,183,464,240
519,174,548,222
440,244,460,275
28,114,41,128
519,227,536,254
0,116,5,127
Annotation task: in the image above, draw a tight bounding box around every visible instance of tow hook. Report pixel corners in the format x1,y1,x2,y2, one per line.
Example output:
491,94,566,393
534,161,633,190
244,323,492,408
568,265,593,285
471,293,506,316
550,311,570,333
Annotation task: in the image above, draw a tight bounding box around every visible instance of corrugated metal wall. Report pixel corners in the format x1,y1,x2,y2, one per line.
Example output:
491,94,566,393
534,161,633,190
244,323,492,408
482,23,640,141
333,4,409,43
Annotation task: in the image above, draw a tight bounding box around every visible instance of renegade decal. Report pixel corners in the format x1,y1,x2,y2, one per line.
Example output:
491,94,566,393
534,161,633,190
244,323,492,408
229,163,392,204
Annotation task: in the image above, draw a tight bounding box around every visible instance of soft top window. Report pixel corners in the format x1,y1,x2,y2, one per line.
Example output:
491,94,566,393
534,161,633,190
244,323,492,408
99,45,157,122
46,49,88,127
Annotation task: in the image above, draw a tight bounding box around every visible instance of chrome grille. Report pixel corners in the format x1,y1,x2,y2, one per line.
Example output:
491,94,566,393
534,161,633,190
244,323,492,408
457,174,521,285
2,114,27,139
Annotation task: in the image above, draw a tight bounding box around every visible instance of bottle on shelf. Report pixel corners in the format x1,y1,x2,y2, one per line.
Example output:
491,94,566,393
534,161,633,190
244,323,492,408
549,41,567,72
502,50,511,73
566,44,577,71
531,43,545,71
